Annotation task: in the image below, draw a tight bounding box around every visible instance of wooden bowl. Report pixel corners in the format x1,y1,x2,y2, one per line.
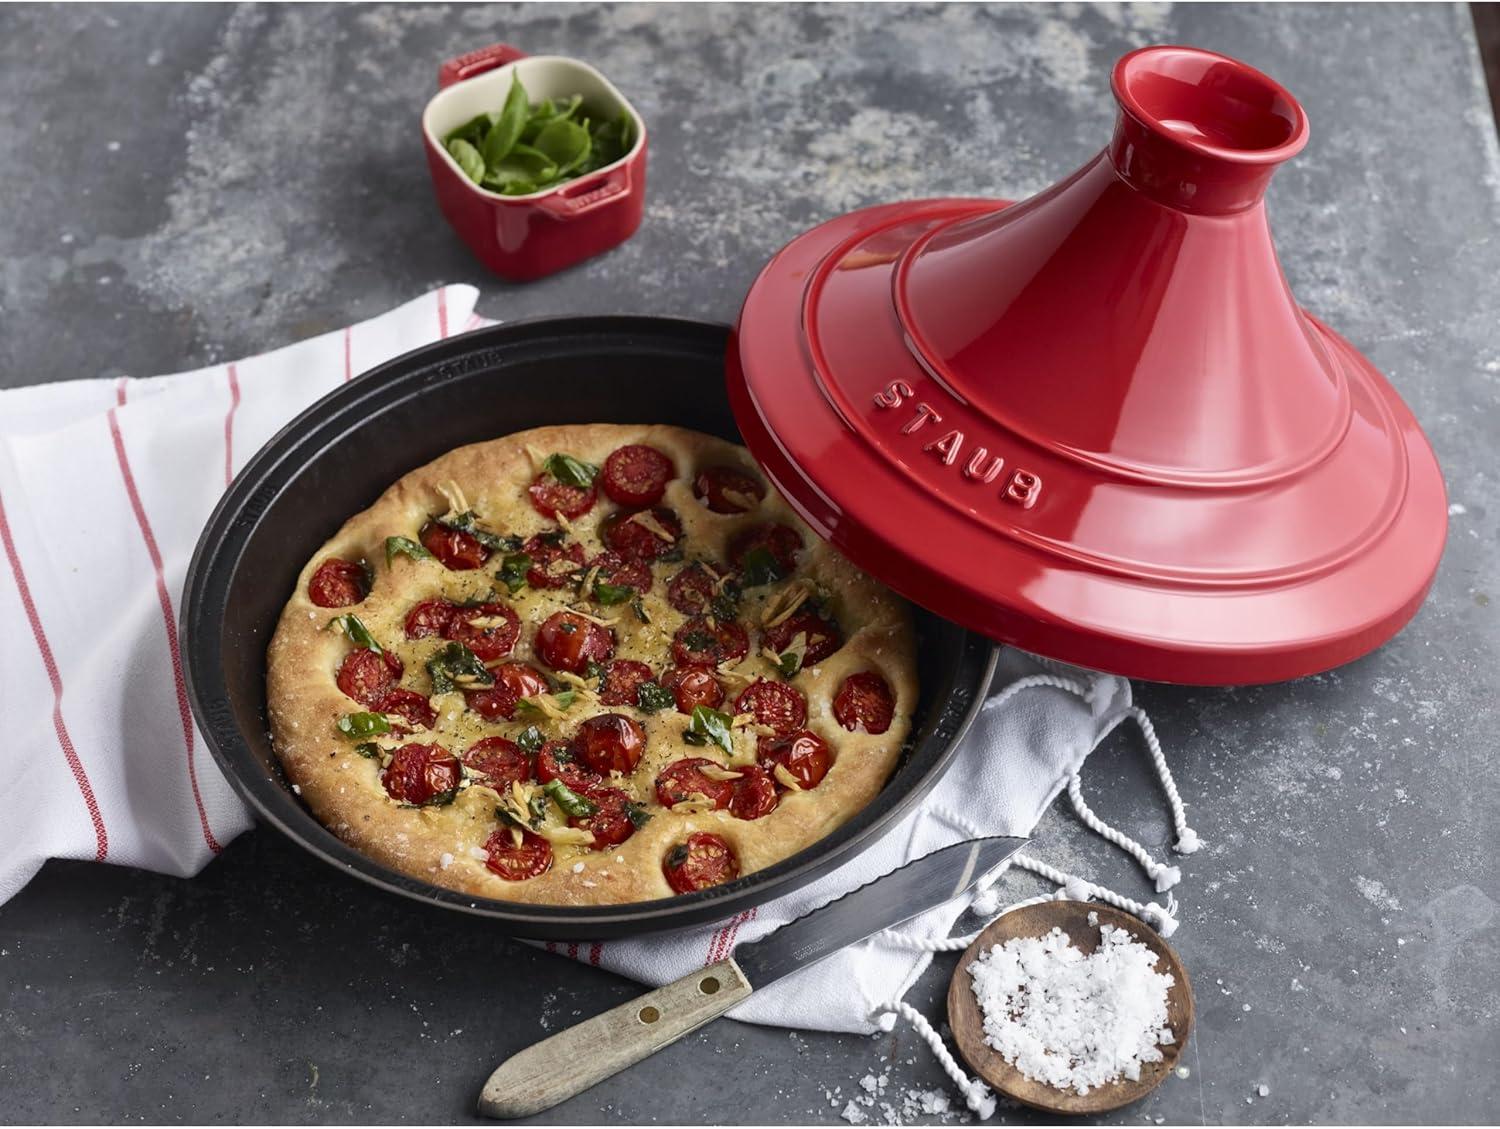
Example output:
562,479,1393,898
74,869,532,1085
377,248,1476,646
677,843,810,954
946,900,1195,1116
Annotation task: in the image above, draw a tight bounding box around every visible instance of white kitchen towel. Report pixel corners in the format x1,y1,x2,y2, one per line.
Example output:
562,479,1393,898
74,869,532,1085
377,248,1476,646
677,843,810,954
0,290,1197,1095
0,286,484,902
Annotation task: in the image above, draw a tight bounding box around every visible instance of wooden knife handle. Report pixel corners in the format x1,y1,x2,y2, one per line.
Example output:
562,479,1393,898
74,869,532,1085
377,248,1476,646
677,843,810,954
477,958,752,1119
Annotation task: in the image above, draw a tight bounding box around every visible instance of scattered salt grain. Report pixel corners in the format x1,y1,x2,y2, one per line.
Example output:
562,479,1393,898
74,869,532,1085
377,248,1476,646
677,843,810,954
467,845,489,861
572,861,586,874
1257,1084,1270,1097
840,1099,867,1124
439,852,454,870
968,924,1176,1095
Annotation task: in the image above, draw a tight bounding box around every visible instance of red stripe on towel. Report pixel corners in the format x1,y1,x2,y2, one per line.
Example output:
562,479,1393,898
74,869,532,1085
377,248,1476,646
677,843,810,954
343,326,353,382
437,286,449,339
108,403,221,855
0,489,109,860
223,364,241,486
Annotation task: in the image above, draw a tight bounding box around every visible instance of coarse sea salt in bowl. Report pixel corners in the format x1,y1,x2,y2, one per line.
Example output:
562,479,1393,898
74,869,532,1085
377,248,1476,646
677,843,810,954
947,901,1195,1115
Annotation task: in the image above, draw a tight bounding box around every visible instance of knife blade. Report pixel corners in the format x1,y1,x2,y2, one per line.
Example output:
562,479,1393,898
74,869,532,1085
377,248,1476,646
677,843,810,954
477,836,1029,1119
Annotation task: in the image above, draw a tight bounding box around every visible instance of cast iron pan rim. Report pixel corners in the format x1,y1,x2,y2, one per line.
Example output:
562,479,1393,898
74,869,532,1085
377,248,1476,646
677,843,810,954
181,315,1000,933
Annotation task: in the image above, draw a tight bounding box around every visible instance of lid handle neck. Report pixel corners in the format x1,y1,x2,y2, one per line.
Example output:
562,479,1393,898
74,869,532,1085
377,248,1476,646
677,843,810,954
1107,46,1309,214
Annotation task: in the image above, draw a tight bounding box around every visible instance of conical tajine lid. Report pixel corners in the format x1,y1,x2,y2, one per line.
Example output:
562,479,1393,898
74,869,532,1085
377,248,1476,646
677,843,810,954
727,45,1446,684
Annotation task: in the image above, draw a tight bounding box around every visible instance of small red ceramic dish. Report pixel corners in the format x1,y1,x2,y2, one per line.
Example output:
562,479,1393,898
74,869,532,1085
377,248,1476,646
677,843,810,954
422,43,648,281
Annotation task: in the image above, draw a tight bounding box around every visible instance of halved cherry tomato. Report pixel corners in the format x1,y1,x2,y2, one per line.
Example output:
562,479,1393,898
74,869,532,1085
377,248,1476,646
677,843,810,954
522,533,585,589
727,522,802,575
378,688,437,732
462,736,532,790
536,740,603,793
734,679,807,736
761,730,832,791
655,757,734,809
308,558,367,607
336,648,400,707
483,828,553,880
404,598,455,639
832,672,895,734
419,521,489,570
663,832,739,893
601,445,675,508
574,713,647,775
661,665,725,713
761,608,843,666
600,506,683,561
568,786,639,847
535,611,615,675
381,743,461,806
599,660,653,707
671,617,749,667
729,765,779,820
527,475,597,521
666,562,720,615
584,550,654,598
692,467,766,514
463,661,549,722
445,602,520,662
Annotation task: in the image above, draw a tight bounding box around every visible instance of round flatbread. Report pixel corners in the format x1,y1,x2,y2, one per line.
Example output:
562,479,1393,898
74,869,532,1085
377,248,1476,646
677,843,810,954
267,424,917,905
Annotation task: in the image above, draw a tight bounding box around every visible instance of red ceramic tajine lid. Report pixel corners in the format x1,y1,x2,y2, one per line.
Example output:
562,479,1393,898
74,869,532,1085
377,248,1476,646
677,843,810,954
727,45,1446,685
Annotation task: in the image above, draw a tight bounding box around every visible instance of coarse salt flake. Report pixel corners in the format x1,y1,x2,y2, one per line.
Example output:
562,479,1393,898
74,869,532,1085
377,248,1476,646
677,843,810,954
968,924,1176,1095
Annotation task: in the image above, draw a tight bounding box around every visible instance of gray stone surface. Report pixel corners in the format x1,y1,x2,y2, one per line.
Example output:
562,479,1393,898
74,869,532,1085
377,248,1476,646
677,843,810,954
1,2,1497,1124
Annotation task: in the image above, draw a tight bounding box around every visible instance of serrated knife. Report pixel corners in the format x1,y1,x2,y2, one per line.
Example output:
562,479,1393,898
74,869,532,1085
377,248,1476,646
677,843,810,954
477,835,1029,1119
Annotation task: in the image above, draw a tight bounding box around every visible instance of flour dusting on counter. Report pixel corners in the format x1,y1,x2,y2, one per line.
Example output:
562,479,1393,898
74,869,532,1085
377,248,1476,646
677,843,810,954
968,919,1175,1095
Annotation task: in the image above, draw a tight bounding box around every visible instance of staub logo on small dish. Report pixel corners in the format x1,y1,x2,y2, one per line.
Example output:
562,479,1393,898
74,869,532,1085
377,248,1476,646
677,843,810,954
872,381,1042,510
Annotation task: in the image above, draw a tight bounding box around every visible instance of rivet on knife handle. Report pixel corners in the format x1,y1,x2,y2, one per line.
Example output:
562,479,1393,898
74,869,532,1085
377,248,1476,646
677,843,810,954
477,957,753,1119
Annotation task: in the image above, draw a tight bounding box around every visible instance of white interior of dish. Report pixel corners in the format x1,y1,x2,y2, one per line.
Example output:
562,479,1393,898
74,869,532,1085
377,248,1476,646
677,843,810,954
422,55,646,200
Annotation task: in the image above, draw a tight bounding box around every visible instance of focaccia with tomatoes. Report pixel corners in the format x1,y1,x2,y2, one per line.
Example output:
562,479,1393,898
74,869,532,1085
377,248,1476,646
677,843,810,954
266,424,917,905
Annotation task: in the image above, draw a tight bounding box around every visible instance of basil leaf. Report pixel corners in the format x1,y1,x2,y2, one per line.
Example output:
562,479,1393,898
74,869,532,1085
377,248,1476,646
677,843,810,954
498,552,532,593
554,688,577,710
482,142,558,193
481,73,530,168
426,641,493,694
446,111,498,146
516,726,544,754
521,94,583,144
593,580,633,606
446,138,485,184
688,706,735,757
584,660,606,686
631,597,650,625
625,800,652,829
542,452,600,489
495,804,527,831
328,614,381,654
337,711,391,739
738,545,785,588
777,649,804,679
682,729,708,746
353,741,382,759
385,535,434,566
636,682,675,714
441,510,507,552
543,778,597,818
709,583,741,622
532,117,592,178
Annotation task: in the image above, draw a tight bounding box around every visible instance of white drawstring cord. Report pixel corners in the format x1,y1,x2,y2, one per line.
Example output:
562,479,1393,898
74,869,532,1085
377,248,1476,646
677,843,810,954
1066,773,1182,891
869,999,998,1120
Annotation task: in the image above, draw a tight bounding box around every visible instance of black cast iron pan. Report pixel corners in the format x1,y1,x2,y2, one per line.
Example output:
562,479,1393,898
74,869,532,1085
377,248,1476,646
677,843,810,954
181,316,997,939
